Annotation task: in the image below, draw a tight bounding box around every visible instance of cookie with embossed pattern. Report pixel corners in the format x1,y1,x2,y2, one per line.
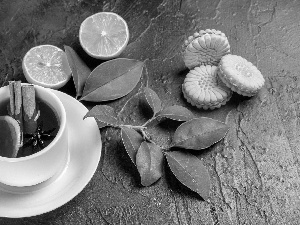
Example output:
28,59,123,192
182,65,232,110
183,29,230,69
218,54,265,96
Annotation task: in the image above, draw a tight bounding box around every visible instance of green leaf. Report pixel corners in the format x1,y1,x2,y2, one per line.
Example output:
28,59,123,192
136,141,164,186
83,105,119,128
165,151,211,200
80,58,144,102
64,45,91,98
172,117,229,150
144,87,162,116
157,105,194,121
121,126,144,165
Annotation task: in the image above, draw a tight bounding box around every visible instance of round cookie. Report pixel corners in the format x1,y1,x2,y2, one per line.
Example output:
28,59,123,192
183,29,230,69
218,54,265,96
182,65,232,110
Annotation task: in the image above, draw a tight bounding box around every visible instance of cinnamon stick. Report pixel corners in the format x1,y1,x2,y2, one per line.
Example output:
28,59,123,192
8,81,15,117
22,84,39,134
13,81,23,131
8,81,23,147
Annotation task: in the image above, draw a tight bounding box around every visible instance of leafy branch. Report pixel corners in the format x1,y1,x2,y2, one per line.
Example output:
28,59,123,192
84,87,229,200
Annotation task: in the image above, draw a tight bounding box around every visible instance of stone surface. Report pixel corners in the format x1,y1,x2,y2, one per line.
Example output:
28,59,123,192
1,0,300,224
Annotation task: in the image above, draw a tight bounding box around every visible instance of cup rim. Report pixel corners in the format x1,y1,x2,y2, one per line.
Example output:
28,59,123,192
0,84,67,162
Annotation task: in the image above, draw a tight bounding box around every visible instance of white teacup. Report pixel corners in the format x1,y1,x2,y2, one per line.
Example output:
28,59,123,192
0,84,68,187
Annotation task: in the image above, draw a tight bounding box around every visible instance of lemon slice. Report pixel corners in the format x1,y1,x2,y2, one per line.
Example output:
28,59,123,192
22,45,72,89
0,116,22,158
182,65,232,110
218,54,265,96
79,12,129,60
183,29,230,69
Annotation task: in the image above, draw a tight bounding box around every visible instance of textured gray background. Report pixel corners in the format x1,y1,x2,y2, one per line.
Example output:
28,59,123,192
1,0,300,224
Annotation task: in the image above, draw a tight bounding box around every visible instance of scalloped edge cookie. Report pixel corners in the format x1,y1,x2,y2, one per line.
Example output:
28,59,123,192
183,29,230,69
182,65,232,110
218,54,265,96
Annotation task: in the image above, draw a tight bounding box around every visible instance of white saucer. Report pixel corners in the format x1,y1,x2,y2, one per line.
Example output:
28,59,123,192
0,90,102,218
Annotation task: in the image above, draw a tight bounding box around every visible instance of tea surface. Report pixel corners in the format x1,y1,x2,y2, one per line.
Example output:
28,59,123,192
0,99,59,157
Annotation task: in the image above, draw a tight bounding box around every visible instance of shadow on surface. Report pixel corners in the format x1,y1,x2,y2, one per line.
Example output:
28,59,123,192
138,96,154,121
68,43,105,70
114,137,141,186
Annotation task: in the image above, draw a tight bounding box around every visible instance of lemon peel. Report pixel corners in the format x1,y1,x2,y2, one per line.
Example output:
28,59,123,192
0,116,22,158
183,29,230,69
182,65,232,110
218,54,265,96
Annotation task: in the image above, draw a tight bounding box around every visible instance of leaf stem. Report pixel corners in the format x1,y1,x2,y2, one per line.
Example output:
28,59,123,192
120,124,152,142
161,146,172,152
120,124,145,131
142,116,157,127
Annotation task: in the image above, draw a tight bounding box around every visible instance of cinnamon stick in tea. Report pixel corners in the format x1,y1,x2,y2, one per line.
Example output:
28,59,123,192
22,84,39,134
8,81,23,146
8,81,15,116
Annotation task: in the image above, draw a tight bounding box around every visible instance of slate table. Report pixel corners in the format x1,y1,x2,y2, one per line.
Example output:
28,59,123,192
1,0,300,224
